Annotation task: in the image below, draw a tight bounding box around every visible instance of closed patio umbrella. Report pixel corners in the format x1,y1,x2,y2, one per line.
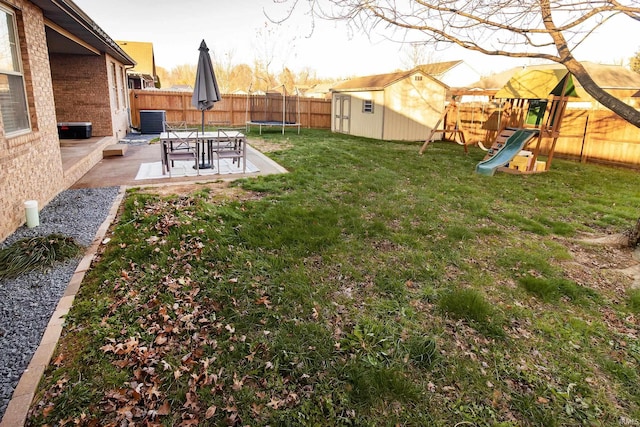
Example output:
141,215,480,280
192,39,221,168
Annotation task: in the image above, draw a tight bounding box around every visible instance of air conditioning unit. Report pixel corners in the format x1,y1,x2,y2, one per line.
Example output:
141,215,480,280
139,110,166,134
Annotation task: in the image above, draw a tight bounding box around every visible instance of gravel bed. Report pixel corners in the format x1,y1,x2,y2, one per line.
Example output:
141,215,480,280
0,187,120,420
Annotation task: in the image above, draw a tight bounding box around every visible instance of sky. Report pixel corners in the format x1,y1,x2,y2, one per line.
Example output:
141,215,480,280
72,0,638,79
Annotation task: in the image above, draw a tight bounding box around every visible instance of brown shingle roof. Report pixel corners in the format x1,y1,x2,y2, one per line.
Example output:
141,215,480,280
416,60,463,76
331,70,413,91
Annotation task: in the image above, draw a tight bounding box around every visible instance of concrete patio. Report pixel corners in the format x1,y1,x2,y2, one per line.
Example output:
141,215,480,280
60,136,287,189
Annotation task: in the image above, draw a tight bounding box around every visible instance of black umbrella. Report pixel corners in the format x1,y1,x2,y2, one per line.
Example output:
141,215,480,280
192,39,221,168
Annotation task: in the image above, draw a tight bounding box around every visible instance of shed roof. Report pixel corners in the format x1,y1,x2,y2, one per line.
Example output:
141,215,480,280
332,69,445,92
416,60,463,76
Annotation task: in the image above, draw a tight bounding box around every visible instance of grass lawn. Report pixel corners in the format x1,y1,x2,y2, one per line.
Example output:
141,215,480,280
27,129,640,426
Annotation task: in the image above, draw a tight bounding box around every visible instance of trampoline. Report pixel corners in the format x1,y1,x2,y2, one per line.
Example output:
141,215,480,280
246,86,301,134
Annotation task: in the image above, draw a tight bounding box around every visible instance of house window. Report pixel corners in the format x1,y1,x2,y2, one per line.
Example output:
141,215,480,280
363,99,374,113
414,75,423,81
0,6,30,135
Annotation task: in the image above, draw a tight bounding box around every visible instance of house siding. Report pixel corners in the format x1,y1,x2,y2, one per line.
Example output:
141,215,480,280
345,91,384,140
331,72,447,142
0,0,63,242
382,74,446,141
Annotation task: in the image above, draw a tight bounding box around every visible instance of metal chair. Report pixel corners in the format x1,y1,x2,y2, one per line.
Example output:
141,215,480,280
214,128,246,173
163,128,200,176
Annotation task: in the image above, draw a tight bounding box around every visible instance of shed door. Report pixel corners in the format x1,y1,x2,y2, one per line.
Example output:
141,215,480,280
334,95,351,134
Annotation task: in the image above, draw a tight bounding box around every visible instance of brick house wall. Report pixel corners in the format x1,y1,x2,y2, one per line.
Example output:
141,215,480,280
49,54,130,139
0,0,63,242
50,54,113,136
0,0,130,242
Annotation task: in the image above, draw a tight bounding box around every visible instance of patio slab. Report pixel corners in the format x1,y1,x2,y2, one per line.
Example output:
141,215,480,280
68,139,287,189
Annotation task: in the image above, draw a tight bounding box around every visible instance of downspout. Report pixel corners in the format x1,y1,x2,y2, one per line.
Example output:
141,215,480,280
124,64,135,132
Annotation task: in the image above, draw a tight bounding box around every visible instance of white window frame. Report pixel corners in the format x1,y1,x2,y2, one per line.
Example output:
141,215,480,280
0,5,30,136
362,99,374,114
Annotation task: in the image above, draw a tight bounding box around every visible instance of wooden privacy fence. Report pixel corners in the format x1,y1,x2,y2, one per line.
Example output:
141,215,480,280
129,90,331,130
448,103,640,168
129,90,640,168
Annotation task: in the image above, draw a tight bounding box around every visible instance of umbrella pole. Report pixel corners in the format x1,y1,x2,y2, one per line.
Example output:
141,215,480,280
201,110,207,168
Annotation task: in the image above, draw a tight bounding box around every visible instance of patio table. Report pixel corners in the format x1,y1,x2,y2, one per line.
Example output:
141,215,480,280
160,130,247,173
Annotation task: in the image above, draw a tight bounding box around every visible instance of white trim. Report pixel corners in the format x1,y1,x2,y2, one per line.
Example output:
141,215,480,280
0,4,31,134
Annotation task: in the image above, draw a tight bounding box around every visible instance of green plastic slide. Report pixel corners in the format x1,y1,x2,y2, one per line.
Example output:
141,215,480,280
475,129,538,176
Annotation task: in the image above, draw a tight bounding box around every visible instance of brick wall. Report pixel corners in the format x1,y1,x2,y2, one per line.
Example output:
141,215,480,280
50,53,113,136
0,0,130,242
0,0,63,242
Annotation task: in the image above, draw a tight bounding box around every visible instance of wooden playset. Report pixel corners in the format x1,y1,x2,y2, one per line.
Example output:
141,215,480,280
419,99,467,154
421,66,577,176
476,67,577,175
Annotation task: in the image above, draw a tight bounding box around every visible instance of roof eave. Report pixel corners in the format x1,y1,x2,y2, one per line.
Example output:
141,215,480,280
31,0,135,65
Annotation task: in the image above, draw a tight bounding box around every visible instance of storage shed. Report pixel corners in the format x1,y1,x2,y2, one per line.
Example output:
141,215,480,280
331,69,448,141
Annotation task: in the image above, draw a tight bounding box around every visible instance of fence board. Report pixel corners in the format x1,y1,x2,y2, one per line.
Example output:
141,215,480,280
129,90,331,130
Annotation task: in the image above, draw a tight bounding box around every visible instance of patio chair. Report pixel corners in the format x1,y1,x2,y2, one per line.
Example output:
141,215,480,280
163,128,200,176
214,128,246,173
163,121,188,131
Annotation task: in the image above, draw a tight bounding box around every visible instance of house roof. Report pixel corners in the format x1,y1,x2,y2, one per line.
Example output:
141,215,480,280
491,62,640,99
117,41,155,76
31,0,134,65
332,70,445,92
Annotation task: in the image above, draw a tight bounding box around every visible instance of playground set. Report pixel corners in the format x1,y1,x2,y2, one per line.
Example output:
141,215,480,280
421,67,577,176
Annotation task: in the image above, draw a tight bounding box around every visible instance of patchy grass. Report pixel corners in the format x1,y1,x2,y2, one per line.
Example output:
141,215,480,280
27,130,640,426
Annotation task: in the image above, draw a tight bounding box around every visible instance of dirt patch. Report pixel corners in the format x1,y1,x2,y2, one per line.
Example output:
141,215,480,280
135,181,263,203
248,138,293,153
568,233,640,291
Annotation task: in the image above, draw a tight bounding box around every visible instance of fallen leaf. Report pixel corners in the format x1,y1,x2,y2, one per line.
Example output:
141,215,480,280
53,353,65,366
205,405,217,419
156,400,171,416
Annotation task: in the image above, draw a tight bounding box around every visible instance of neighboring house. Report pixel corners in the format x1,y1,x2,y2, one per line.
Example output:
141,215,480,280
331,69,448,141
0,0,135,241
303,82,339,99
417,60,482,88
116,40,158,89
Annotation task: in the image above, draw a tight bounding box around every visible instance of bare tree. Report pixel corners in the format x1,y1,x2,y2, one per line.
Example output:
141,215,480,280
269,0,640,128
230,64,254,93
632,48,640,73
400,42,443,70
169,64,197,87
